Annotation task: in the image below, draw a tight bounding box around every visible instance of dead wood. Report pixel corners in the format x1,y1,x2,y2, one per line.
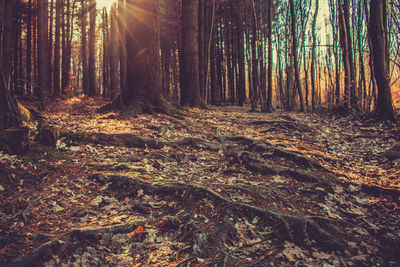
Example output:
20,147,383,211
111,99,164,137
36,120,59,147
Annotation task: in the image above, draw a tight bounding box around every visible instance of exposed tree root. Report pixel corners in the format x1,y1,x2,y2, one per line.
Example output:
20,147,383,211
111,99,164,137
228,150,334,191
87,133,221,151
12,222,146,267
361,183,400,198
225,135,327,171
251,120,313,133
91,173,348,251
90,133,168,149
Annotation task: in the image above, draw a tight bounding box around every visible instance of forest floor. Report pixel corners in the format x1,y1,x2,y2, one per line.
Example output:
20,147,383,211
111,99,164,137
1,96,400,266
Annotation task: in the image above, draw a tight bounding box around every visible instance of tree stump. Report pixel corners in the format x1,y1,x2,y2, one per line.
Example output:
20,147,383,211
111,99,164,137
36,120,59,147
0,127,30,154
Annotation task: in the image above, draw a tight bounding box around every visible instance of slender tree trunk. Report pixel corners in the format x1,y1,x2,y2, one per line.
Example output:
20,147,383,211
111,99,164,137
205,0,216,104
102,8,108,97
289,0,305,112
88,0,97,96
338,0,350,107
311,0,319,111
2,0,13,86
357,0,367,110
26,0,33,95
37,0,49,101
118,0,126,96
48,0,54,92
236,1,246,107
53,0,61,95
62,0,72,94
343,0,357,108
109,3,119,95
266,0,273,112
80,0,88,95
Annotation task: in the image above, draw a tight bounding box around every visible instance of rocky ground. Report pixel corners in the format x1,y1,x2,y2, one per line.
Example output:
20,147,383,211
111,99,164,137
1,96,400,266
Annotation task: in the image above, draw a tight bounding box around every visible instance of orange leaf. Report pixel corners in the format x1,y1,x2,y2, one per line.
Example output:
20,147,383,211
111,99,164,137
135,226,145,234
126,226,146,238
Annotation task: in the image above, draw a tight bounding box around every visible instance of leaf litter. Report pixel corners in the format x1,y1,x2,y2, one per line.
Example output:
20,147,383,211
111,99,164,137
0,97,400,266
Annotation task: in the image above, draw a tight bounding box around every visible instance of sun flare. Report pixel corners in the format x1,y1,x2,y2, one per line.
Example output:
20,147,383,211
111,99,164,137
96,0,117,10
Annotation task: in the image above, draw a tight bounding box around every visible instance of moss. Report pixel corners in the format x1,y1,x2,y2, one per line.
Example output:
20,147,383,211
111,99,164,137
17,101,32,121
25,147,69,166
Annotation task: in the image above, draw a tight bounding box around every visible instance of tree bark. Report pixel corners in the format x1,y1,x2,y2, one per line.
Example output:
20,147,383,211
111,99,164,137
289,0,305,112
266,0,273,112
311,0,319,111
88,0,97,96
81,0,89,95
369,0,396,121
53,0,62,95
109,3,119,96
122,0,162,106
118,0,127,96
26,0,33,95
37,0,49,101
180,0,202,107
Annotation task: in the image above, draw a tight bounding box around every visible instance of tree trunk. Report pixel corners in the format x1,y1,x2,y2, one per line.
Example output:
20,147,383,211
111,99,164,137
122,0,162,107
88,0,97,96
180,0,202,107
289,0,305,112
109,3,119,96
80,0,89,95
369,0,396,121
311,0,319,111
338,0,350,108
53,0,62,95
236,1,246,107
26,0,33,95
37,0,49,101
62,0,73,94
2,0,13,87
266,0,273,112
48,0,54,93
118,0,126,96
343,0,357,108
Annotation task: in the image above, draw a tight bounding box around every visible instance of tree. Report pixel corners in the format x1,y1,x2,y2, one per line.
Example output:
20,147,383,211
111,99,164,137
289,0,305,112
37,0,50,102
311,0,319,111
121,0,162,109
109,3,119,95
26,0,33,95
0,70,22,130
118,0,127,97
53,0,62,95
370,0,396,121
88,0,97,96
265,0,273,112
80,0,89,95
180,0,202,107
